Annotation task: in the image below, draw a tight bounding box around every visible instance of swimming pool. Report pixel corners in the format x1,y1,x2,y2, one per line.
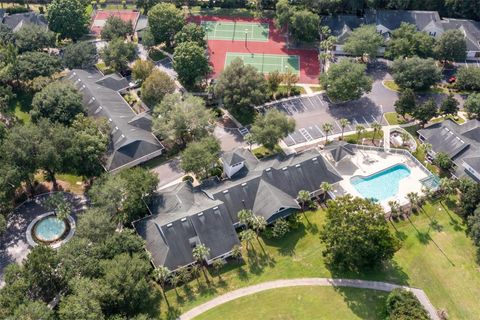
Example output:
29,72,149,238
350,164,411,202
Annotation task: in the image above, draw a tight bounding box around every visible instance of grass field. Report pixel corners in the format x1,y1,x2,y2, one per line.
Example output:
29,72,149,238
159,198,480,320
194,286,389,320
225,53,300,75
202,21,269,41
7,90,33,124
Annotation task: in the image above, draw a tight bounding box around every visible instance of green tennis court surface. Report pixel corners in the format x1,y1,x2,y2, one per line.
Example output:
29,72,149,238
225,53,300,75
202,21,269,41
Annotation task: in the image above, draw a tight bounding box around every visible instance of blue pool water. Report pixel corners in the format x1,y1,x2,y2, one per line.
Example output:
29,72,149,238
350,164,411,202
34,216,67,242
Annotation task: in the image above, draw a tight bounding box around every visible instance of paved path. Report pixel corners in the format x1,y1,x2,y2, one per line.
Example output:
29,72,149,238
179,278,439,320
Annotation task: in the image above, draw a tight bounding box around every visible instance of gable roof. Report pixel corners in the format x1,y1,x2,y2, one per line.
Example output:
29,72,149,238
441,18,480,51
321,15,364,44
2,12,47,31
418,119,480,181
67,69,164,172
364,10,442,33
221,149,246,166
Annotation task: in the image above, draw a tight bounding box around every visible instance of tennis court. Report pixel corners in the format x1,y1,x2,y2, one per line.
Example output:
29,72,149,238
225,53,300,75
202,21,269,41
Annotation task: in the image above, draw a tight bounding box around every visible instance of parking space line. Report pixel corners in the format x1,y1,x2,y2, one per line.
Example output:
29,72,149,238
299,128,313,141
299,99,308,111
370,115,378,123
362,116,371,127
334,120,343,131
314,124,324,136
287,134,297,144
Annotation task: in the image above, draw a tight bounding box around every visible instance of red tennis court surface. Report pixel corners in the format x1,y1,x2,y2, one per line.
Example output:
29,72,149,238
91,10,140,35
190,16,320,84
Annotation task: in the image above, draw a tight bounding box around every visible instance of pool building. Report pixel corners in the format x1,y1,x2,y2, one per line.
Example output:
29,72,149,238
134,142,436,271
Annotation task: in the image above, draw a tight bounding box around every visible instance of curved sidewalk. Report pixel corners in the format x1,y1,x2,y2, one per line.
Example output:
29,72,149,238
179,278,439,320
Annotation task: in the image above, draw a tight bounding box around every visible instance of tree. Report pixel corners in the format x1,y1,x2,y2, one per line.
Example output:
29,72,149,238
212,259,224,280
251,214,267,240
343,24,384,59
148,3,185,47
455,67,480,91
391,57,442,91
16,51,62,81
240,229,256,250
371,122,382,144
0,85,15,113
174,23,206,48
88,168,159,225
320,195,399,271
289,9,320,43
458,180,480,218
356,124,365,143
173,41,210,88
69,114,110,179
434,152,454,171
386,288,429,320
44,193,72,220
251,109,295,150
244,133,255,151
101,253,152,316
283,69,298,96
468,207,480,248
141,69,175,107
0,214,6,236
15,24,56,53
154,266,171,307
180,136,221,179
214,58,268,113
275,0,292,29
231,244,243,263
434,29,467,62
58,277,106,320
152,93,215,145
238,209,254,228
267,70,283,97
101,38,137,73
62,41,97,69
47,0,89,40
271,218,290,238
192,244,211,283
131,59,154,84
319,59,372,103
339,118,350,140
322,122,333,143
464,93,480,119
75,208,115,243
406,192,421,214
12,300,55,320
440,94,459,116
297,190,311,219
388,200,401,219
385,23,435,59
320,181,332,201
0,24,14,46
413,98,438,125
31,81,85,125
101,16,133,41
394,88,416,118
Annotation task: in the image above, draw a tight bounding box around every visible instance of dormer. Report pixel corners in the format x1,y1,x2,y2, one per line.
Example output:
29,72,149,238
221,150,246,178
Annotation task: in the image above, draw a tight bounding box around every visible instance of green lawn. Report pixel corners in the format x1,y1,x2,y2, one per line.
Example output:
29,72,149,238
384,112,414,125
7,90,33,123
158,199,480,320
149,49,167,62
252,144,283,159
195,286,389,320
343,130,384,145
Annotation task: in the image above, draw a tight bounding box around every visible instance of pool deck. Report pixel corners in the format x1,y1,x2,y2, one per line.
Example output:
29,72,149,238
327,149,428,209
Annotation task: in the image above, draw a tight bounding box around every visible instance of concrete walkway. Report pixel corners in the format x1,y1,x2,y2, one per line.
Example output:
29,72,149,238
179,278,439,320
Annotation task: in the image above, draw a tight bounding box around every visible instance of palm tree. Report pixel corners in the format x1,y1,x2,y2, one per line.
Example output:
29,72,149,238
297,189,311,219
371,122,382,145
322,122,334,144
240,229,256,252
400,132,410,146
388,200,401,219
244,133,255,151
251,215,267,241
190,264,201,287
439,177,455,197
421,142,432,155
406,192,419,216
319,182,332,201
355,125,365,144
169,273,181,296
155,266,171,307
339,118,350,140
192,244,211,284
177,266,191,285
212,259,224,281
231,244,243,264
237,209,254,229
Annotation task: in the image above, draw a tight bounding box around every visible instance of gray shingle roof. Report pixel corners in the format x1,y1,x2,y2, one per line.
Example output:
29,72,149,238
221,149,246,166
2,12,47,32
321,15,364,44
418,119,480,181
364,10,442,33
441,19,480,51
67,69,164,171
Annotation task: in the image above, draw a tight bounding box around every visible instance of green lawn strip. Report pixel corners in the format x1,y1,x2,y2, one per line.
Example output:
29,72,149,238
194,286,388,320
343,130,384,144
310,86,323,92
149,49,167,62
96,62,114,75
384,112,414,125
252,144,283,159
430,115,465,125
7,90,33,124
158,200,480,319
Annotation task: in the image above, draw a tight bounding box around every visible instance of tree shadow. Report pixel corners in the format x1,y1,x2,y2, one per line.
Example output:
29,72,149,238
247,249,275,275
332,286,389,320
262,224,306,257
166,307,181,320
329,260,410,286
236,266,249,282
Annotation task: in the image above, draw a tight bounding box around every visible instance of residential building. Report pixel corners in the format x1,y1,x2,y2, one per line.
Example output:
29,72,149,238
1,12,47,32
418,119,480,182
322,10,480,60
67,69,164,172
134,147,342,271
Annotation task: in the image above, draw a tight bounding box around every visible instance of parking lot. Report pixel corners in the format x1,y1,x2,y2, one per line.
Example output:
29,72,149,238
259,93,385,147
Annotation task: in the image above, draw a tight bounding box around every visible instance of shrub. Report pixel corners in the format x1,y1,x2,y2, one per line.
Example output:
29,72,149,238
386,288,429,320
182,175,194,183
6,7,29,14
272,218,290,238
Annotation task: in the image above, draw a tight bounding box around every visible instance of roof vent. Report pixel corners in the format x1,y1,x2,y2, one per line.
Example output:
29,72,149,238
312,157,318,161
166,223,173,228
266,167,271,172
213,206,219,210
282,167,288,171
241,182,247,187
108,118,112,122
198,212,204,217
223,190,229,194
295,164,301,168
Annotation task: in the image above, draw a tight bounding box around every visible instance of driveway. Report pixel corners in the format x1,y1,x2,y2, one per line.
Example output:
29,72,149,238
150,158,184,189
